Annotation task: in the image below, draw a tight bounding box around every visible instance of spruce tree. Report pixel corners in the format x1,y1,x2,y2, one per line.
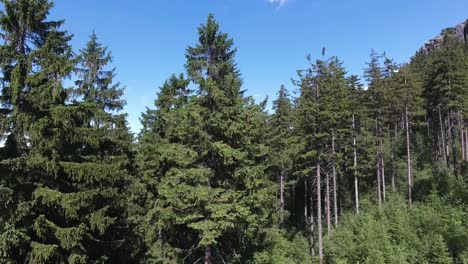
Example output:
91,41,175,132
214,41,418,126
266,85,297,226
364,50,387,205
74,31,125,111
138,14,274,263
295,53,350,262
0,0,74,261
423,35,468,173
0,2,134,260
137,73,192,263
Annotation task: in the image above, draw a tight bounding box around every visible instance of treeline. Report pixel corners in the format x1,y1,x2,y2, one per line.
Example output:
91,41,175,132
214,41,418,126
0,1,467,263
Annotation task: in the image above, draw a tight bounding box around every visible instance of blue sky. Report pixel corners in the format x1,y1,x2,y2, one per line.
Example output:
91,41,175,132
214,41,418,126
49,0,468,133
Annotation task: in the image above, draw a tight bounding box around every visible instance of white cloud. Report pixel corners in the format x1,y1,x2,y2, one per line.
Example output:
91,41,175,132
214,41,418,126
266,0,288,7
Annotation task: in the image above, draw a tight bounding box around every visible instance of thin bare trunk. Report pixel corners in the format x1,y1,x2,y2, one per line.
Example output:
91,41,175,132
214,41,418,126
460,112,465,161
309,180,315,257
380,143,386,201
439,106,447,165
377,152,382,207
325,172,331,237
391,150,395,192
280,168,285,225
317,164,323,263
391,123,396,192
353,114,359,215
332,131,338,226
406,106,412,207
426,115,430,136
304,179,308,229
465,129,468,162
204,247,212,264
449,112,458,176
375,120,382,207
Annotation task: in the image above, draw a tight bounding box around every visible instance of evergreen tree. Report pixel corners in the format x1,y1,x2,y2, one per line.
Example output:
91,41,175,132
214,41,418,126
0,2,135,260
74,31,125,111
295,53,351,262
423,35,468,174
137,73,192,263
266,85,297,226
1,3,466,263
0,0,74,261
138,14,274,263
364,50,387,205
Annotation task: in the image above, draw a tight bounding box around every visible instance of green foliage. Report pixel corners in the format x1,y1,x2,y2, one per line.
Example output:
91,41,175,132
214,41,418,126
137,14,275,263
0,2,467,263
326,194,467,263
252,228,312,264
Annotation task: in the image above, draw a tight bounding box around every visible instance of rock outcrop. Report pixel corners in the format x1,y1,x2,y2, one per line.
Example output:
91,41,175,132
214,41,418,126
422,19,467,53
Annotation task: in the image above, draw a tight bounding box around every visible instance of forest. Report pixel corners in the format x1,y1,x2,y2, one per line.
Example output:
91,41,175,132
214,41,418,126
0,0,467,263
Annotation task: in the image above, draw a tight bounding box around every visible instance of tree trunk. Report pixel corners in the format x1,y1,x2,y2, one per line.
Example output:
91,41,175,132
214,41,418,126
280,167,285,225
332,131,338,226
380,143,386,201
426,115,430,137
460,112,465,161
325,172,331,237
449,112,458,176
391,123,396,192
353,114,359,215
375,120,382,207
391,150,395,192
317,164,323,263
309,179,315,257
304,179,308,229
406,106,412,207
439,106,448,165
377,152,382,207
465,129,468,162
204,246,212,264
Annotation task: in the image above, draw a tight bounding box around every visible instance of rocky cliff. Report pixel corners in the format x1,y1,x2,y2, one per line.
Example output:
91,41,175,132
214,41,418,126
422,19,467,53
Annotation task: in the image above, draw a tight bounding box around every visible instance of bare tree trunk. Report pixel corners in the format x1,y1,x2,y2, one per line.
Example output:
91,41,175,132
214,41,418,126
204,246,212,264
309,180,315,257
377,152,382,207
317,164,323,263
460,112,465,161
449,112,458,176
439,106,448,165
391,123,396,192
391,150,395,192
280,167,285,225
325,172,331,237
375,120,382,207
332,131,338,226
353,114,359,215
159,229,166,260
465,129,468,162
304,179,308,229
406,107,412,207
426,115,430,136
380,142,386,201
